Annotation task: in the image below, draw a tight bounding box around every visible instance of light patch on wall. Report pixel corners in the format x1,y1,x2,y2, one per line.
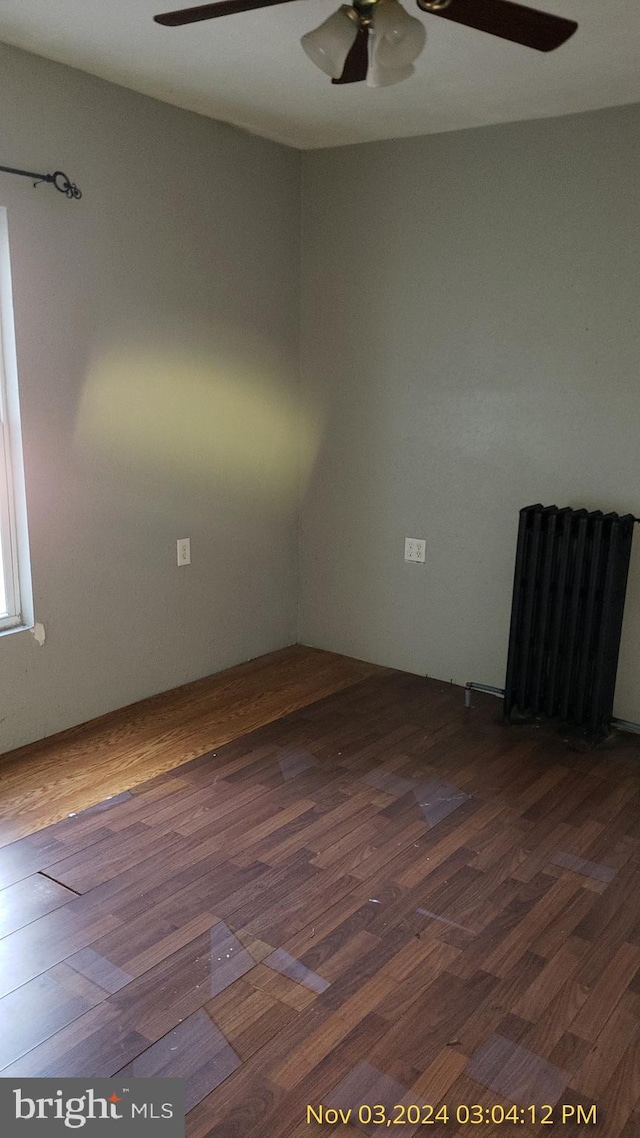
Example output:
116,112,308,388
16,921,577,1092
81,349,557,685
31,622,46,646
74,343,321,498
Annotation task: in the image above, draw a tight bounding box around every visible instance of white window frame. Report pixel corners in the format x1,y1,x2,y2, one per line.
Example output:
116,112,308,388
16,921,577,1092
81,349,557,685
0,207,32,633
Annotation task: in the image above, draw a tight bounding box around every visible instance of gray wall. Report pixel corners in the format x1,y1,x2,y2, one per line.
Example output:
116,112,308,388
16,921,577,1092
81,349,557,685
299,104,640,722
2,50,638,754
0,43,301,753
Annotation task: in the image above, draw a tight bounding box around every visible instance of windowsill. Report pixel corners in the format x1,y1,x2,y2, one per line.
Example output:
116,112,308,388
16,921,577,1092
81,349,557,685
0,620,34,639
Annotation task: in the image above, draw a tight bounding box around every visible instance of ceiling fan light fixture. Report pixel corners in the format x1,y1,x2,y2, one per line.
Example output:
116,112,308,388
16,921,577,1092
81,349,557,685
366,53,416,87
370,0,426,69
301,6,359,79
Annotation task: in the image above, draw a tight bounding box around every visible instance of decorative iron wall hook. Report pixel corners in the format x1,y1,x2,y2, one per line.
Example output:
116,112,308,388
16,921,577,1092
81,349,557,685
0,163,82,199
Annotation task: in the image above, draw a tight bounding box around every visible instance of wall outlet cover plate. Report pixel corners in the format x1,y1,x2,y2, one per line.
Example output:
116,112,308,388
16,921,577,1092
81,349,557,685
404,537,426,563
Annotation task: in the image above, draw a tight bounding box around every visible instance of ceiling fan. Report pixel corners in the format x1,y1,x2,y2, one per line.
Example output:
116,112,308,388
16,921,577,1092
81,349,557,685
153,0,578,89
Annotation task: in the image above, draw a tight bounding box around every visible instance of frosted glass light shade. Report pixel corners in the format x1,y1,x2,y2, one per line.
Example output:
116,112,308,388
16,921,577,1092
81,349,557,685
366,56,415,87
301,7,359,79
371,0,426,68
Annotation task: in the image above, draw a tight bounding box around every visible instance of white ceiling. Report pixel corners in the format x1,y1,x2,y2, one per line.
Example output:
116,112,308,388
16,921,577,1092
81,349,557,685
1,0,639,149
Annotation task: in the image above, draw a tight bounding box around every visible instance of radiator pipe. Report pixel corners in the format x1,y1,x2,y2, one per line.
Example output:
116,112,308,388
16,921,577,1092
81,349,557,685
464,680,640,735
464,682,504,708
611,717,640,736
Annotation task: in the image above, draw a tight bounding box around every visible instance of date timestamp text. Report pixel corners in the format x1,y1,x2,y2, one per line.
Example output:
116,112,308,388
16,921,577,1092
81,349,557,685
306,1103,597,1126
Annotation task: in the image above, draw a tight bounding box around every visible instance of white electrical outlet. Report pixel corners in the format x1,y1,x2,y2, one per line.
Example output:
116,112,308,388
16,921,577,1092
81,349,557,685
177,538,191,566
404,537,426,563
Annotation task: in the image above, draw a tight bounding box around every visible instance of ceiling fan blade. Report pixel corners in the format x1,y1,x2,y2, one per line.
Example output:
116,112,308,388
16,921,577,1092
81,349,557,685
331,26,369,84
154,0,299,26
416,0,577,52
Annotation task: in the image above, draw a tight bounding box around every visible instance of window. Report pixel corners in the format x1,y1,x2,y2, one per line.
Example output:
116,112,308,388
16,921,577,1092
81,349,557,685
0,207,32,632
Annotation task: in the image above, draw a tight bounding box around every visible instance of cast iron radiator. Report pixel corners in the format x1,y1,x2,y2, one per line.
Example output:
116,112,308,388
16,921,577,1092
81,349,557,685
504,504,635,739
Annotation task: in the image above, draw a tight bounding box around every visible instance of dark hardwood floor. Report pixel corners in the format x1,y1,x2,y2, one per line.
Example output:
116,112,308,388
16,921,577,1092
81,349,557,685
1,657,640,1136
